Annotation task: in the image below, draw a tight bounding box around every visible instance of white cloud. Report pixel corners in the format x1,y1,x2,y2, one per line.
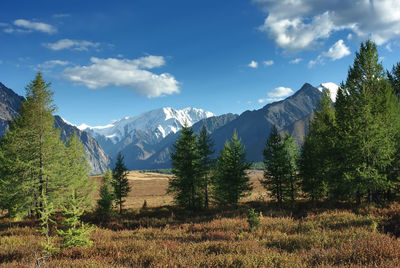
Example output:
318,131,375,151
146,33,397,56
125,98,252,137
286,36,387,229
248,60,258,68
13,19,56,34
63,55,180,98
289,58,302,64
37,60,70,69
309,39,350,68
258,86,293,103
52,14,70,18
323,40,350,60
44,39,100,51
253,0,400,52
263,60,274,66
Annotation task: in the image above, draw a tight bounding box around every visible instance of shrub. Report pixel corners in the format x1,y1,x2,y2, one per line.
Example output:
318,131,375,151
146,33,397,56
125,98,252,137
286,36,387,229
247,208,262,231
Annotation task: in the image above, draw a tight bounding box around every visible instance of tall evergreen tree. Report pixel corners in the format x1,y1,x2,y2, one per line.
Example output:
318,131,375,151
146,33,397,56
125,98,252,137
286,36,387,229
112,153,130,214
387,62,400,97
335,40,400,203
262,126,285,205
282,133,300,202
299,91,336,201
168,125,203,210
213,130,252,206
0,72,66,218
197,126,215,209
262,126,300,205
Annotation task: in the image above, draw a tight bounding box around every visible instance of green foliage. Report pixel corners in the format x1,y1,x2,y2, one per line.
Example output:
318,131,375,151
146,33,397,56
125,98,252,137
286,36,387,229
57,191,93,249
213,130,252,206
96,169,115,216
37,191,58,255
169,125,204,210
198,125,215,209
262,126,300,204
299,91,335,201
0,72,67,217
335,40,400,203
112,153,131,214
247,208,262,231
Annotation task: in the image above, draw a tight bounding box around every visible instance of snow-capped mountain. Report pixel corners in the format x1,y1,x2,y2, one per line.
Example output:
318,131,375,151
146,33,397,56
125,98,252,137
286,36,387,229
317,82,339,102
79,107,214,144
79,107,215,167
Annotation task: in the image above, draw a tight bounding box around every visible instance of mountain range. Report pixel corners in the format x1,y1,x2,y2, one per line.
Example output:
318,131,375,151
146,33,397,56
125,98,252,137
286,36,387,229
0,81,338,171
0,82,110,174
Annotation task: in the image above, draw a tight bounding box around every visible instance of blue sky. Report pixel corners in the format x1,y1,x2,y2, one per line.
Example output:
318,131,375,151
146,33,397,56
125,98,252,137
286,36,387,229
1,0,400,126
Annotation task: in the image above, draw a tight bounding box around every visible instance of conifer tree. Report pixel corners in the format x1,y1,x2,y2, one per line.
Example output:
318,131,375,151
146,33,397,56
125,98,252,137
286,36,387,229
197,126,215,209
0,72,66,218
169,125,203,210
96,169,115,216
57,191,93,249
112,153,130,214
335,40,399,203
262,126,285,205
63,132,94,210
299,91,335,201
213,130,252,206
282,133,299,202
262,126,300,205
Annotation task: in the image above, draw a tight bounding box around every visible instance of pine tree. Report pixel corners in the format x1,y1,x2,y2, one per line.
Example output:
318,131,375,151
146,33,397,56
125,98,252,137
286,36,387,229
0,72,66,218
168,125,203,210
299,91,335,201
112,153,130,214
213,130,252,206
96,169,115,216
197,126,215,209
387,62,400,97
335,40,399,203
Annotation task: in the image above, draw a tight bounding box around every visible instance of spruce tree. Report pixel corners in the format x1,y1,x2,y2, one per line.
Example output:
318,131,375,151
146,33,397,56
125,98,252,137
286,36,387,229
262,126,300,205
262,126,285,205
112,153,130,214
96,169,115,216
213,130,252,206
197,126,215,209
335,40,399,203
169,125,203,210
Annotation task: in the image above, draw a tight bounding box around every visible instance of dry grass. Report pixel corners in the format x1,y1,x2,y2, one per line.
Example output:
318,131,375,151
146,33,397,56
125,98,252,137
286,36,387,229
1,171,400,267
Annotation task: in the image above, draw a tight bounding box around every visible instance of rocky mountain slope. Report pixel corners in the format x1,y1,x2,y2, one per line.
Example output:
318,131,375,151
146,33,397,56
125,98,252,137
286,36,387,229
0,82,110,174
79,107,215,168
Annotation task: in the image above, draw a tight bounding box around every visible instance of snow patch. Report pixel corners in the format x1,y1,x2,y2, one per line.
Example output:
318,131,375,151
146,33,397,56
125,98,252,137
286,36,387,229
317,82,339,102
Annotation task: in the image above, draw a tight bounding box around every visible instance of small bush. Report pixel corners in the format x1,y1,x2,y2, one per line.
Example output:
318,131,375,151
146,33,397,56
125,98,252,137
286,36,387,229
247,208,262,231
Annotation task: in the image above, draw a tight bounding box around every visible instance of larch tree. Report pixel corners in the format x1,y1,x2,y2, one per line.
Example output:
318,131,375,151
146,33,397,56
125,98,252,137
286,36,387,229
0,72,66,218
299,91,336,201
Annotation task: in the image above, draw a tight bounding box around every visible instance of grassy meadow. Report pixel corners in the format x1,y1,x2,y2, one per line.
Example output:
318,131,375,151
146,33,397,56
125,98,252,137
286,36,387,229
1,170,400,267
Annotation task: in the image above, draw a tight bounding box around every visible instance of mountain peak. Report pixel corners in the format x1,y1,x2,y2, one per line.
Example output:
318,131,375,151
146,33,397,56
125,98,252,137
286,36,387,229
80,107,215,143
317,82,339,102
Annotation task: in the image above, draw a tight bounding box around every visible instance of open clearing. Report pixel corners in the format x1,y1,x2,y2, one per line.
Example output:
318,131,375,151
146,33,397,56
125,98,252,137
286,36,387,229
94,170,267,209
